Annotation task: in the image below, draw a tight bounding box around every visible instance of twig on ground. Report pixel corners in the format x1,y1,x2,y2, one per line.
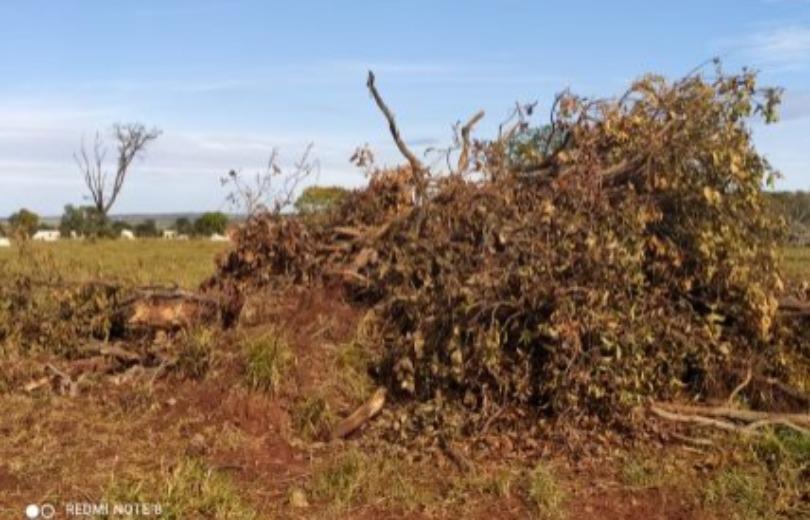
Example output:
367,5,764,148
727,367,752,406
654,402,810,427
650,404,748,434
82,341,141,363
23,376,50,393
650,401,810,436
439,436,474,473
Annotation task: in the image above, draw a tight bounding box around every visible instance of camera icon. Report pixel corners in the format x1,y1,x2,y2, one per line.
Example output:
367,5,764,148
25,503,55,519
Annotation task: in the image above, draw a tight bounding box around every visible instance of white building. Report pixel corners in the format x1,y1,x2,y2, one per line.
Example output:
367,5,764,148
210,233,230,242
32,230,60,242
120,229,135,240
0,237,10,247
162,229,177,240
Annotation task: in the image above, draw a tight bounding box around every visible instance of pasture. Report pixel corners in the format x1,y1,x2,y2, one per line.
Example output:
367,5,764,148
783,246,810,281
0,239,228,288
3,239,806,287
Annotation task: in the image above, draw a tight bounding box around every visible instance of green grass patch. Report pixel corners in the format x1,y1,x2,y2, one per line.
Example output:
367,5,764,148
704,468,769,520
308,447,435,512
103,458,256,519
449,466,516,501
291,394,335,440
750,429,810,517
334,338,374,405
242,330,293,394
619,454,670,490
175,327,215,379
527,462,565,519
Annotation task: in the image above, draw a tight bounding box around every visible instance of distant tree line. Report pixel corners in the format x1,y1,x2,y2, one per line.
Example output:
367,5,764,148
8,188,809,245
1,206,232,239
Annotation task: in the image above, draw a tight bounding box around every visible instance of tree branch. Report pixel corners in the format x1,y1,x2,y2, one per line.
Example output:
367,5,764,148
456,110,485,173
366,71,426,195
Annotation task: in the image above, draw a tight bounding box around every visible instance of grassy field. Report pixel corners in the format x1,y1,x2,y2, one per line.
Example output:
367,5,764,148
0,239,229,288
783,246,810,281
2,239,807,286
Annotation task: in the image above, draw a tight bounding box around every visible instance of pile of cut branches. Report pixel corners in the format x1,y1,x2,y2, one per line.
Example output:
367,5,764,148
206,65,808,436
0,250,224,392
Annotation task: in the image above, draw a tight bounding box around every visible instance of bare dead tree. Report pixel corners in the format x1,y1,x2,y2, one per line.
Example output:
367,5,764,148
74,123,161,216
222,143,319,217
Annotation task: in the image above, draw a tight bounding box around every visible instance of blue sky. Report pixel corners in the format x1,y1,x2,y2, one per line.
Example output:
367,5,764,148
1,0,809,216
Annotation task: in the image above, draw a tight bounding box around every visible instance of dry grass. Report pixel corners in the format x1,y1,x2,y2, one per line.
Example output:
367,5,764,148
782,246,810,281
0,239,227,287
0,392,185,517
2,239,802,292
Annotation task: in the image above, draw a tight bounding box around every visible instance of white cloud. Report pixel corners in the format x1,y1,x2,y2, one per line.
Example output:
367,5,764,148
0,105,116,134
738,25,810,70
781,89,810,120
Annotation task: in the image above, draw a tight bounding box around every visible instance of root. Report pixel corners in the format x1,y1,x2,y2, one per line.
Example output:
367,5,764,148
650,401,810,437
726,367,752,406
650,405,745,434
439,436,473,473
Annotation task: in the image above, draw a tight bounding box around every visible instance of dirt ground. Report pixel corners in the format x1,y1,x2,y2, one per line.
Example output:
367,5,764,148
1,286,802,519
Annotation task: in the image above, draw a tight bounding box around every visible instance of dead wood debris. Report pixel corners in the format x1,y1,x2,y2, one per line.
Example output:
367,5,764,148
650,402,810,436
204,66,807,441
5,66,807,449
331,387,387,440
